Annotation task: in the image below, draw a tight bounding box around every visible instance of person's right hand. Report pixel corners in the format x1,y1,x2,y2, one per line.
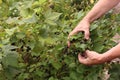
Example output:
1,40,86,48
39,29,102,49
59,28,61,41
78,50,104,65
67,19,90,47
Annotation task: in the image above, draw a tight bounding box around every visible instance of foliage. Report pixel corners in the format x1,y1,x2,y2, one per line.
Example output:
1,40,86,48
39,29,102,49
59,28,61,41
0,0,120,80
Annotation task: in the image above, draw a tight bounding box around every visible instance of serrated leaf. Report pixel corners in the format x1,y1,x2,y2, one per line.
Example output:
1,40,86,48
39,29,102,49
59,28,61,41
44,10,62,21
16,32,25,39
22,0,33,9
5,27,18,36
92,42,104,52
27,40,36,50
2,44,18,55
49,77,54,80
69,63,76,68
6,17,19,24
45,19,57,26
35,70,44,77
39,0,47,5
70,72,78,80
4,67,20,80
20,9,30,18
79,44,87,50
90,24,98,31
19,14,38,24
18,73,29,80
51,61,62,70
47,12,62,21
77,11,84,19
2,53,18,68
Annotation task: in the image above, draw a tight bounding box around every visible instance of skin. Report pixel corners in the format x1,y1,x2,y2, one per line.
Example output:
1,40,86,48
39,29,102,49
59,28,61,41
68,0,120,65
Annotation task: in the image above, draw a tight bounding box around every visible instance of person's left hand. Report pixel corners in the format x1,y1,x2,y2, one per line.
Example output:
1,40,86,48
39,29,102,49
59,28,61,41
78,50,104,65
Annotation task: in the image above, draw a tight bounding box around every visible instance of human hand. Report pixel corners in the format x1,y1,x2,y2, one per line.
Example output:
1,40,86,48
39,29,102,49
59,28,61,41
67,19,90,47
78,50,104,65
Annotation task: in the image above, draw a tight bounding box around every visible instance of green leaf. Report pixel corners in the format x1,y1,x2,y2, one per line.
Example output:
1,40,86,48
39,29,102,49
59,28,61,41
0,64,2,71
4,67,20,80
0,1,119,80
44,10,62,25
45,19,57,26
49,77,54,80
92,42,104,53
2,53,19,68
27,39,36,50
18,1,34,17
0,71,6,80
18,14,38,25
70,71,78,80
49,77,58,80
77,10,84,19
6,17,19,24
51,61,62,70
79,44,87,50
5,27,18,36
16,32,25,39
62,77,71,80
35,70,44,77
109,64,120,80
90,24,98,31
47,12,62,21
0,44,3,48
44,10,62,21
20,9,30,17
39,0,47,4
2,44,18,55
0,53,2,60
0,0,2,4
18,73,29,80
69,62,76,68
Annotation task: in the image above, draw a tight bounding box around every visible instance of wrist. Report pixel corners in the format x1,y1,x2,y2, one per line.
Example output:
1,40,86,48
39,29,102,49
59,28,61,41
97,54,105,63
83,17,90,22
101,52,112,63
82,16,94,24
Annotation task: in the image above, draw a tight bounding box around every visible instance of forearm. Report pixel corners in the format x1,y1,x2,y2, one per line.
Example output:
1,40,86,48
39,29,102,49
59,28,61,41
102,43,120,62
83,0,120,23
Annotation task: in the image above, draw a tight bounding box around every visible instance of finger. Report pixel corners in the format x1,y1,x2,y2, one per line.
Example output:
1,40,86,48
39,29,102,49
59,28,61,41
85,50,92,57
67,35,71,47
81,52,87,58
69,29,81,37
86,50,90,53
67,30,80,47
78,53,87,64
67,40,70,47
84,30,90,40
86,50,96,55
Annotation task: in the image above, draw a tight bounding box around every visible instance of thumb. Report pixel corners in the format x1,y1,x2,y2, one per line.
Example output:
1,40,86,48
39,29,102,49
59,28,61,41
84,30,90,40
85,50,92,57
78,53,86,64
